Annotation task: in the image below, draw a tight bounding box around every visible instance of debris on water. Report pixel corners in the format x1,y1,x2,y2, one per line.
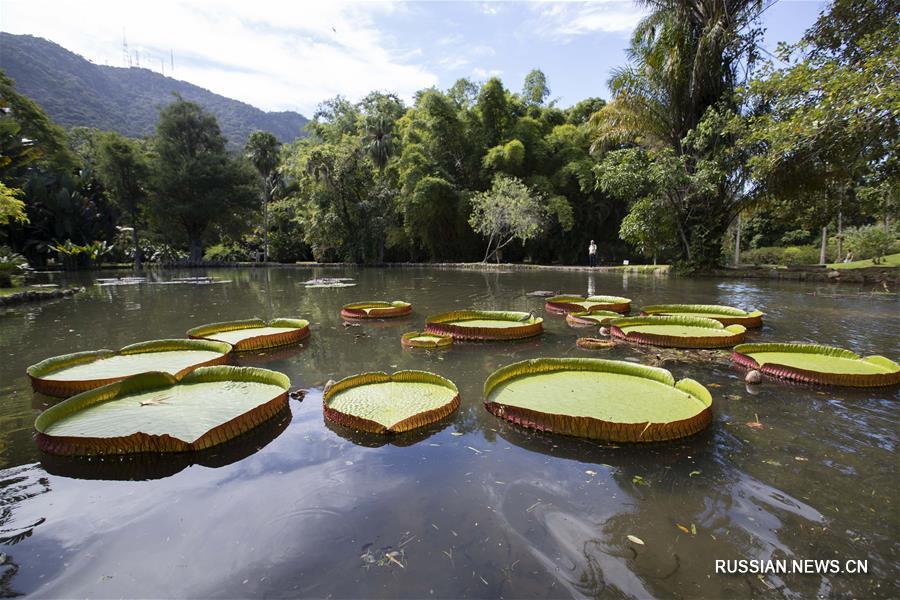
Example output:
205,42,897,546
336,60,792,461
323,379,336,394
746,414,764,429
289,389,306,401
466,446,482,454
794,456,808,462
526,290,556,297
745,369,763,384
626,535,645,545
632,475,650,486
677,524,690,534
451,432,463,436
689,470,701,477
599,327,611,336
585,470,597,476
304,277,356,288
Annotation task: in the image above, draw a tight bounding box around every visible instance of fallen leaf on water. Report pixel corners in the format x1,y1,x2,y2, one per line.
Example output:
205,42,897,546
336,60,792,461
677,524,690,534
626,535,645,545
585,470,597,476
746,421,764,430
689,470,701,477
451,432,463,436
691,523,697,535
794,456,808,462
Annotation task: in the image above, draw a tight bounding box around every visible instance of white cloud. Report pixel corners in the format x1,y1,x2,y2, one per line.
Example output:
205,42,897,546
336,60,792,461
0,0,438,114
481,3,502,15
472,67,503,79
528,0,646,39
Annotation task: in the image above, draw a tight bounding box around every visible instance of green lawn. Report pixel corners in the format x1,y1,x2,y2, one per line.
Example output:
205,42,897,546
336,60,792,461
826,253,900,270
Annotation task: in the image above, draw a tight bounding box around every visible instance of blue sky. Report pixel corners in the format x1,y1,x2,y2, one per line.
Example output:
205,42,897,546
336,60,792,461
2,1,827,115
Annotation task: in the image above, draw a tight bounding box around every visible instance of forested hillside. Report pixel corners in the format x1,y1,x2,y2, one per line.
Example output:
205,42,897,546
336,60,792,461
0,33,307,147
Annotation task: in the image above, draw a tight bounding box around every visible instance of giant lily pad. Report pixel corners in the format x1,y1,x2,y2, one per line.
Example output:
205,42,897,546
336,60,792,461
641,304,763,328
341,300,412,319
401,331,453,349
27,339,232,398
566,310,621,328
35,366,290,456
610,316,746,348
483,358,712,442
425,310,543,341
323,370,460,434
732,343,900,387
187,318,310,351
545,295,631,314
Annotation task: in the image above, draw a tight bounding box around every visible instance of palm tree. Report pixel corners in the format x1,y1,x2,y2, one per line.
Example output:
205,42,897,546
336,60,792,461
244,131,281,262
362,114,394,182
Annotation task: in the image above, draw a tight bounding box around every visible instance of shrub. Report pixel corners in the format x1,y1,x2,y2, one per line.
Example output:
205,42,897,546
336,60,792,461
841,225,898,263
0,246,29,287
741,245,819,266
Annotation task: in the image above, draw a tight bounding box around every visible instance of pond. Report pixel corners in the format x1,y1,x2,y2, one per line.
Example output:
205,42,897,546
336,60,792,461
0,266,897,598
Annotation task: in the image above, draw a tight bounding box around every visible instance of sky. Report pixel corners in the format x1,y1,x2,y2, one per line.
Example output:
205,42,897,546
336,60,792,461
1,0,827,116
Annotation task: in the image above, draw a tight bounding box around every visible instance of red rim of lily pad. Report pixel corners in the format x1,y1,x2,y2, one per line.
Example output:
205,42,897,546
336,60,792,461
610,316,747,349
544,295,631,314
341,300,412,319
187,318,310,351
732,343,900,387
27,339,232,398
424,310,543,341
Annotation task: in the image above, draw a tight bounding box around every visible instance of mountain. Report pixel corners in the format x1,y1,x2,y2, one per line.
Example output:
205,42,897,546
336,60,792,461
0,33,308,148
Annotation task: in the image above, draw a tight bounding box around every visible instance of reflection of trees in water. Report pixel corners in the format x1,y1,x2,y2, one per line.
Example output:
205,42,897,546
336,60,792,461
0,464,51,595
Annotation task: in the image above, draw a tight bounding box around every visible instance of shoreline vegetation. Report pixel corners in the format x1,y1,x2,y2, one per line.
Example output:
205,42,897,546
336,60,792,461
2,0,896,285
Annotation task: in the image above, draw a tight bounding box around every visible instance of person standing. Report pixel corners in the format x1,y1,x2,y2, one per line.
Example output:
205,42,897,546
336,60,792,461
588,240,598,267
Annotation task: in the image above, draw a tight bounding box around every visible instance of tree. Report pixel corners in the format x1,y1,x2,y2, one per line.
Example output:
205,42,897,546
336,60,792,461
150,99,257,262
95,132,149,268
522,69,550,106
469,175,548,262
590,0,766,269
738,0,898,235
362,114,395,180
245,130,281,262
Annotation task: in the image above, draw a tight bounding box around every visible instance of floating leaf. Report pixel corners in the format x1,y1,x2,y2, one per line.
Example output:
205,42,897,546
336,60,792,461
626,535,645,545
733,343,900,387
640,304,763,328
187,318,310,351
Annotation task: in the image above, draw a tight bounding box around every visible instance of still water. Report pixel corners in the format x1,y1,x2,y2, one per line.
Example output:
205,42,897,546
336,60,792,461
0,267,897,598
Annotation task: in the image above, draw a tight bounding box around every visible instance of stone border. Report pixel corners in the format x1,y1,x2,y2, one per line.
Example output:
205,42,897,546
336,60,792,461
0,287,84,307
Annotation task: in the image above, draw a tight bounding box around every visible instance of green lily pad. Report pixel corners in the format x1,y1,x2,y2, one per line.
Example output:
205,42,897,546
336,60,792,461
425,310,543,341
27,339,232,398
324,370,460,434
35,366,290,455
611,316,746,348
341,300,412,319
733,343,900,387
484,358,712,442
566,310,621,327
641,304,763,327
187,318,310,351
545,295,631,314
401,331,453,349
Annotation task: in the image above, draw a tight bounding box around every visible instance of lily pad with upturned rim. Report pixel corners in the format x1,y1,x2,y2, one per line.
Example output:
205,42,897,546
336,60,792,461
187,318,310,351
566,310,621,327
35,366,290,456
610,316,746,348
401,331,453,349
27,339,232,398
323,370,460,434
341,300,412,319
640,304,764,328
732,343,900,387
424,310,543,341
545,295,631,314
483,358,712,442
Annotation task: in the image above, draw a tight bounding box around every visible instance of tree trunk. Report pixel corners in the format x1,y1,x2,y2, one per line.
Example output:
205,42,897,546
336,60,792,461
262,189,269,263
733,213,741,267
819,226,828,264
836,191,843,261
131,208,142,271
190,237,203,264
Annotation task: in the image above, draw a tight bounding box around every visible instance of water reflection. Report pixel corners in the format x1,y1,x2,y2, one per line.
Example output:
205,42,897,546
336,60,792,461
325,417,454,448
0,266,896,597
